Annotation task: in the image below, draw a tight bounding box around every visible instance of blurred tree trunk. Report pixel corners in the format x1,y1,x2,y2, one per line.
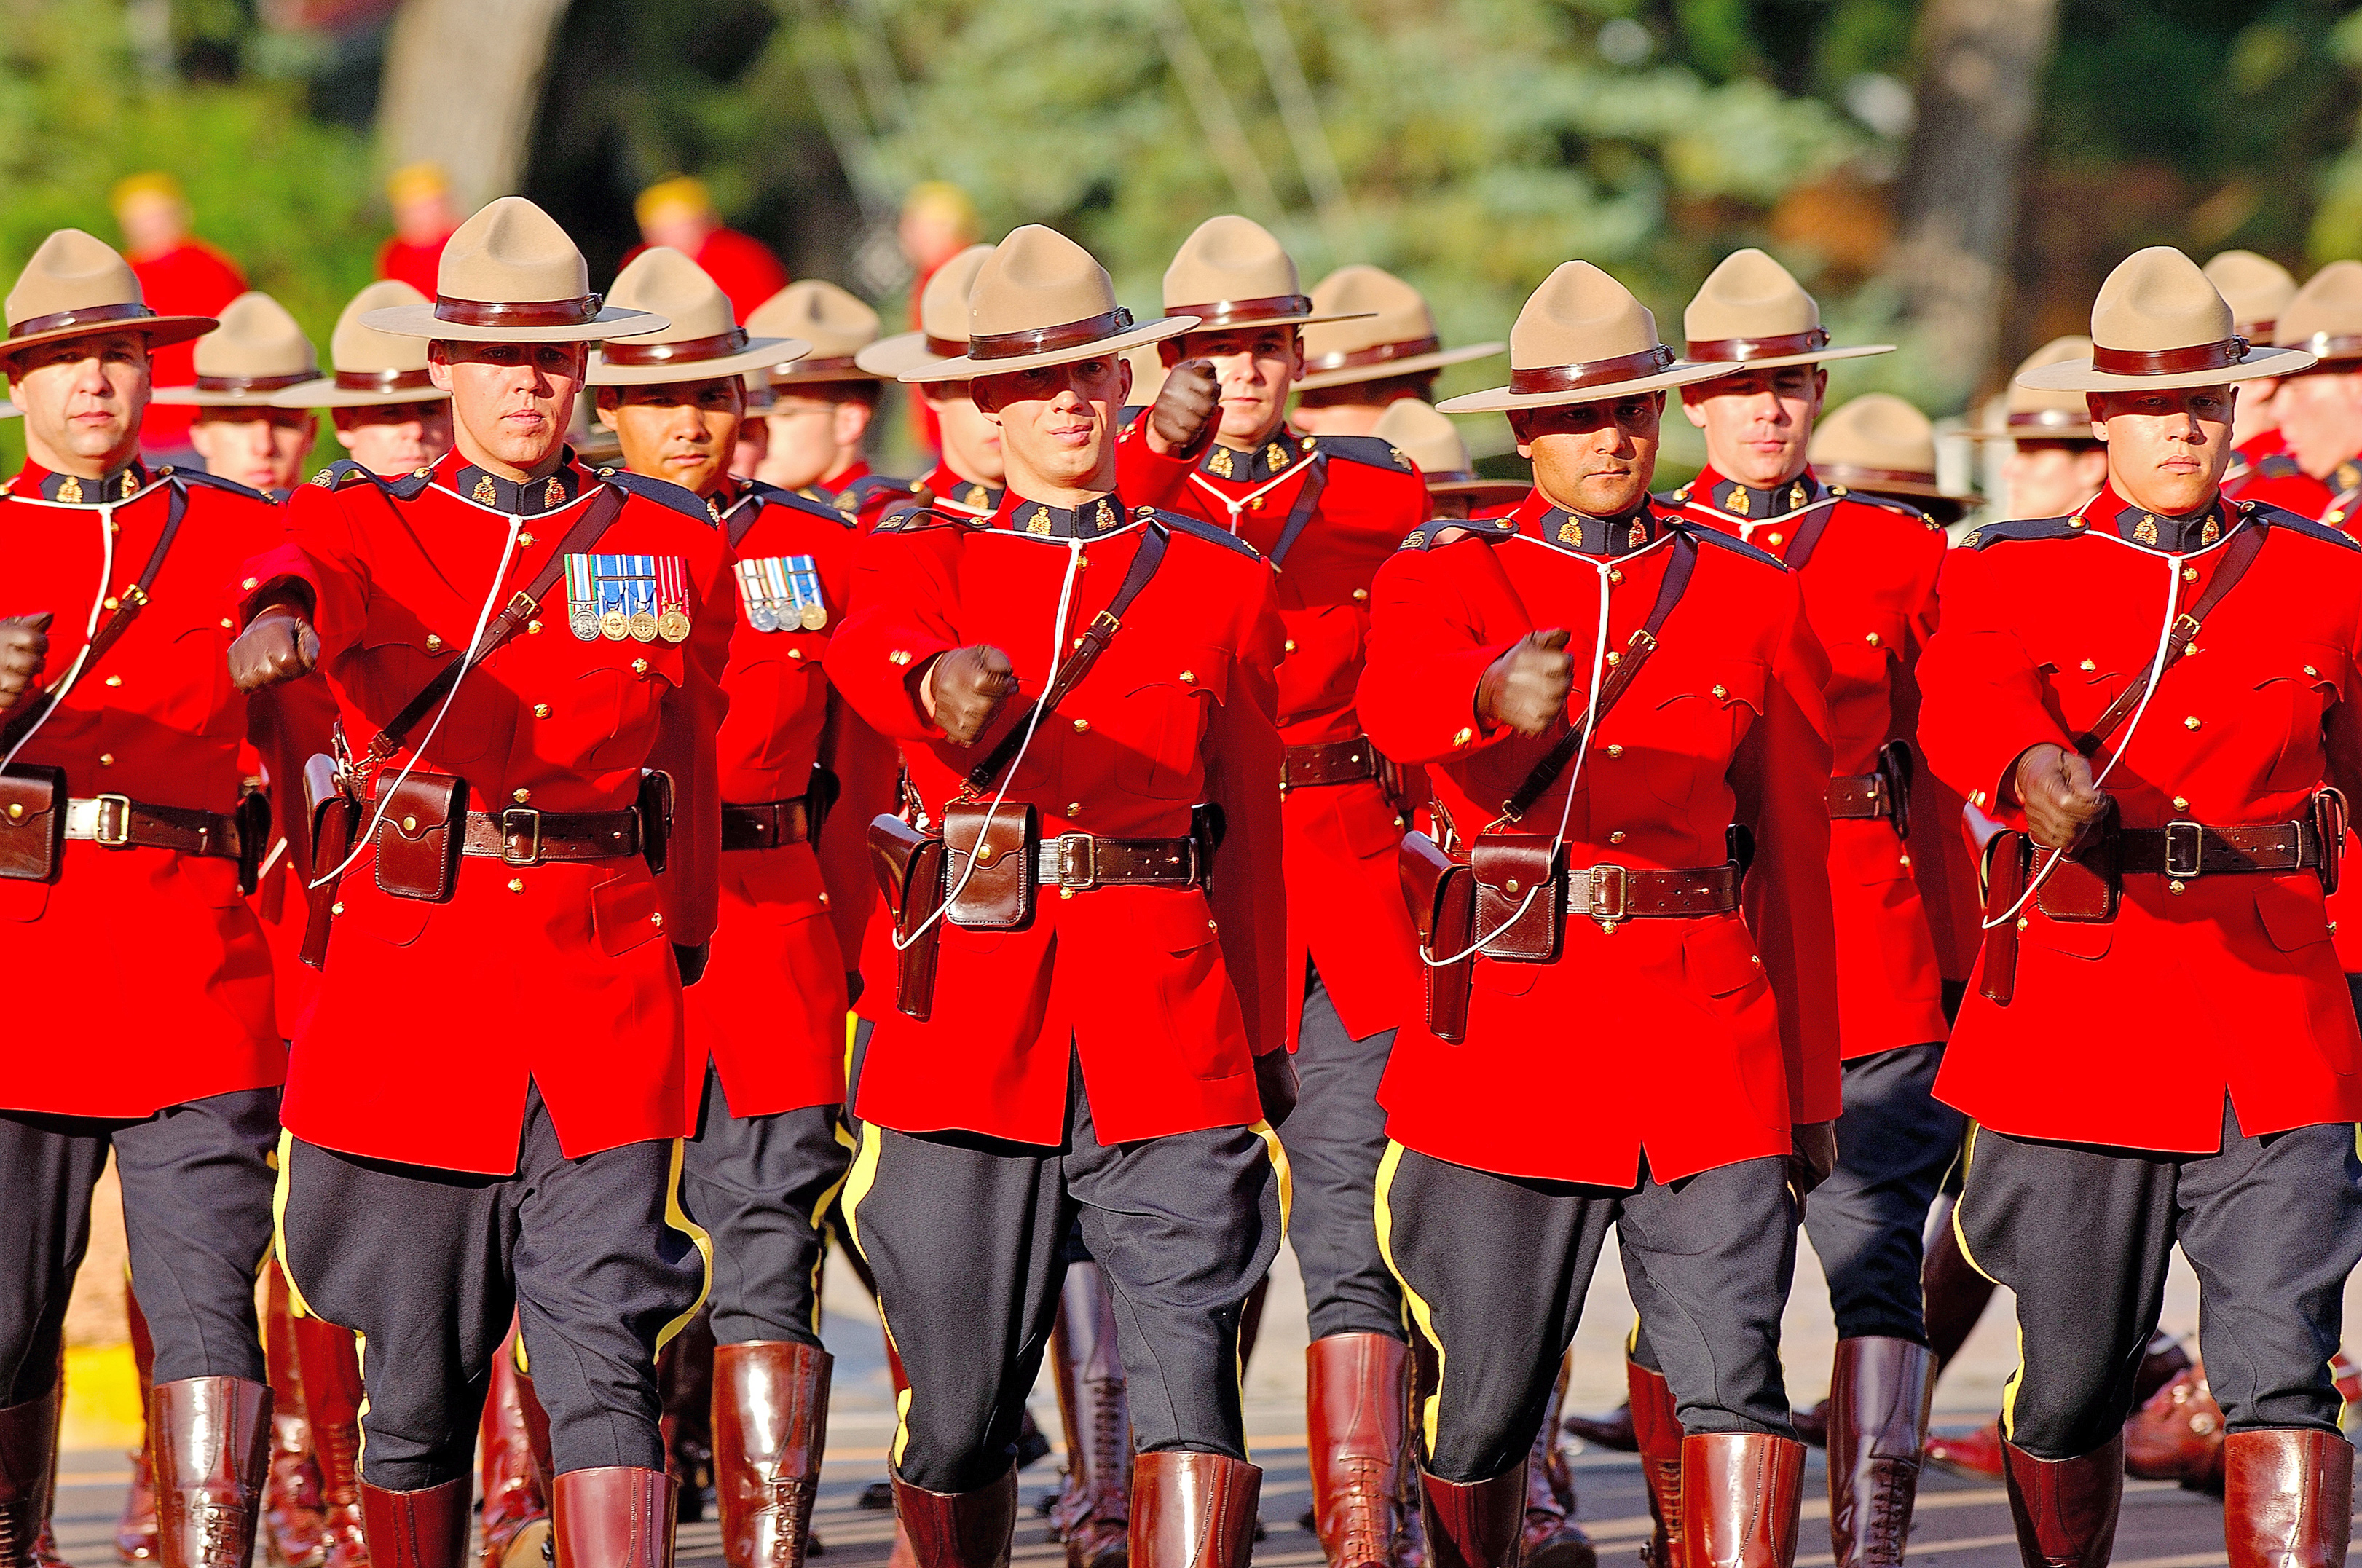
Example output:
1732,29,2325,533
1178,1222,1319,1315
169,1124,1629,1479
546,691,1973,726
376,0,572,210
1889,0,2061,401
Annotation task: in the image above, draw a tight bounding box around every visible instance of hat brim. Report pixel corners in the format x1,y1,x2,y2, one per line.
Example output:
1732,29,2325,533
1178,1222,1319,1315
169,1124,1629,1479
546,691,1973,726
1956,419,2101,444
1436,358,1732,414
1292,340,1507,393
266,377,452,410
0,313,219,362
588,334,809,387
1685,343,1896,375
2017,344,2315,392
360,304,670,343
0,401,16,419
904,315,1201,384
857,331,950,381
151,379,322,407
1816,468,1953,500
1425,476,1532,504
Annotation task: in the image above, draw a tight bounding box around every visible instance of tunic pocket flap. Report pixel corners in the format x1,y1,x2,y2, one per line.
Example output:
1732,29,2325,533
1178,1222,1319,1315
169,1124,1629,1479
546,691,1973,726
1683,918,1766,998
2254,879,2333,954
592,875,666,956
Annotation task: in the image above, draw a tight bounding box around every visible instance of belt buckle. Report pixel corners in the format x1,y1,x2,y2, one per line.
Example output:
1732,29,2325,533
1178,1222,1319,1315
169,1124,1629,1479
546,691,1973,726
502,807,543,867
92,793,133,847
1586,862,1629,925
1055,832,1095,889
2164,819,2203,880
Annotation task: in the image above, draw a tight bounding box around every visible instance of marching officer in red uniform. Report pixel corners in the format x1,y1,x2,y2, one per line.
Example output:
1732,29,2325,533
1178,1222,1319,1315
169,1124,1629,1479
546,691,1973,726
859,245,1004,523
1918,246,2362,1568
224,197,731,1568
2203,252,2297,489
2246,263,2362,532
1290,266,1502,438
589,245,854,1568
157,292,320,497
835,224,1294,1568
1808,394,1981,527
1362,258,1841,1568
1371,399,1530,519
285,280,456,481
747,280,910,527
0,229,285,1568
1656,249,1953,1568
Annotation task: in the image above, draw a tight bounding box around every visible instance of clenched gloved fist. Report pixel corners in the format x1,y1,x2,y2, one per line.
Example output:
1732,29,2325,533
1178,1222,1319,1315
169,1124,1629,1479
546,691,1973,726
2012,741,2110,853
1787,1120,1838,1207
1476,629,1574,738
0,613,53,713
1253,1048,1299,1129
1146,358,1219,460
926,644,1020,746
227,606,320,693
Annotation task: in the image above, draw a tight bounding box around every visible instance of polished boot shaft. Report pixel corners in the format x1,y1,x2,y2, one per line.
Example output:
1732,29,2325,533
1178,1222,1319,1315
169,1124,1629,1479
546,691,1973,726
1307,1333,1410,1568
1680,1433,1806,1568
2001,1434,2123,1568
2223,1428,2353,1568
1416,1464,1524,1568
0,1390,59,1568
712,1342,832,1568
357,1479,471,1568
476,1329,552,1568
264,1269,328,1568
1629,1360,1686,1568
892,1469,1017,1568
552,1467,677,1568
1826,1339,1933,1568
1130,1452,1261,1568
151,1376,273,1568
294,1314,371,1568
1521,1360,1596,1568
1051,1266,1135,1568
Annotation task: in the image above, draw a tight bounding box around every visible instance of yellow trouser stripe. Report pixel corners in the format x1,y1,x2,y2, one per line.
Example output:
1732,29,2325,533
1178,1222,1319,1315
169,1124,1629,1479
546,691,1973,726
1249,1119,1293,1236
270,1129,321,1323
1373,1139,1443,1457
656,1138,714,1355
800,1124,857,1340
1950,1122,2025,1440
841,1122,911,1470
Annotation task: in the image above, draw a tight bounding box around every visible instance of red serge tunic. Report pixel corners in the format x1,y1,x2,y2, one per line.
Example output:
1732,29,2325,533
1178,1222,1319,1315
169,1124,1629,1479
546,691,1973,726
830,492,1288,1146
238,452,732,1173
1122,424,1430,1045
1917,492,2362,1150
1356,493,1842,1187
0,463,284,1116
2221,428,2337,523
1663,468,1953,1055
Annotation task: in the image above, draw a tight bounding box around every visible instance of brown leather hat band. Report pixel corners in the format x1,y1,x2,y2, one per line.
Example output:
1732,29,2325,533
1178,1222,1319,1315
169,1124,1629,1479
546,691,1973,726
771,354,867,377
194,370,315,393
1303,335,1442,375
8,302,159,341
2089,336,2249,376
1819,462,1937,486
2009,408,2090,430
599,328,750,368
2299,332,2362,362
1166,294,1312,330
968,307,1135,362
433,294,604,328
1508,344,1675,396
924,334,968,357
1685,328,1830,363
335,368,437,393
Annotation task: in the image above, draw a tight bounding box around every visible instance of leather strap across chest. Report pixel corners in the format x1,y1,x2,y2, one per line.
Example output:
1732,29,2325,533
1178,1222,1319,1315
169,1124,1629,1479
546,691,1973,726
2076,519,2267,757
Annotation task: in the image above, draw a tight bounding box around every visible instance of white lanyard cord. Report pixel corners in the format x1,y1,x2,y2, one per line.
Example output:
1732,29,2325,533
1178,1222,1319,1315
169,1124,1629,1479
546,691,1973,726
3,500,117,771
1188,460,1305,532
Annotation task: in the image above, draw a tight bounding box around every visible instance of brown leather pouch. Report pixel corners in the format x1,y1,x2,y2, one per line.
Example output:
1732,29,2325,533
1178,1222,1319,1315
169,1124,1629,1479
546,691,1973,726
1471,833,1567,963
1978,831,2027,1005
0,765,66,884
2037,805,2121,923
302,753,356,969
372,771,468,902
1400,830,1475,1043
2315,789,2348,897
869,813,947,1021
942,800,1040,931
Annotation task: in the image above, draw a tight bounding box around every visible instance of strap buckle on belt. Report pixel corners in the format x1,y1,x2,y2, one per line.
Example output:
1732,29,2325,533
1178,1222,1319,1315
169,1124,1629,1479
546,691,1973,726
2164,819,2204,880
1045,832,1097,889
91,794,133,848
501,807,543,867
1578,862,1629,925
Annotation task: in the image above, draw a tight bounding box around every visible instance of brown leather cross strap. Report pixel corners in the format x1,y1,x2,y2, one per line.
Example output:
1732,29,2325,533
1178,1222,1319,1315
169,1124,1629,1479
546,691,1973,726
1825,774,1892,820
1563,860,1741,921
720,796,812,852
1498,531,1700,823
63,794,243,858
2074,516,2268,758
2111,820,2320,878
1282,736,1381,789
1031,831,1204,889
457,804,642,865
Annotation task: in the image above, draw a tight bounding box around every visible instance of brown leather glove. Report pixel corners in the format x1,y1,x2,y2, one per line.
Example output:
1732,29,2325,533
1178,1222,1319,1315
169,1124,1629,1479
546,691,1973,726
228,607,320,693
1787,1119,1838,1207
0,612,52,714
2012,741,2109,852
1253,1048,1299,1129
926,644,1020,746
1146,359,1219,460
1476,629,1574,738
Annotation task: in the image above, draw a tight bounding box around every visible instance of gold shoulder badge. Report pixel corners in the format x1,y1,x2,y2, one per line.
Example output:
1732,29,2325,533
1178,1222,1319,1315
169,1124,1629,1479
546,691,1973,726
1208,446,1235,478
1301,435,1316,452
2201,517,2220,546
413,467,432,480
1135,504,1157,519
1558,520,1582,545
1964,528,1982,547
967,486,990,508
2133,516,2159,546
1025,507,1053,535
1094,499,1116,531
1789,482,1806,509
56,476,82,503
706,496,723,522
1829,483,1849,497
543,476,567,509
1266,441,1289,472
311,468,335,489
1404,531,1426,549
836,492,859,515
1671,486,1691,503
120,471,138,500
1724,487,1749,516
1388,445,1406,468
473,475,499,505
1628,521,1647,546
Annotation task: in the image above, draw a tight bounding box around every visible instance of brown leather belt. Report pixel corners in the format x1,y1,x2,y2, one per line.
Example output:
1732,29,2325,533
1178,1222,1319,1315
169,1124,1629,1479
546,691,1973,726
1563,860,1742,922
1031,832,1205,890
459,805,643,866
2115,821,2322,879
63,795,243,859
1281,736,1381,789
1826,773,1895,821
721,796,813,852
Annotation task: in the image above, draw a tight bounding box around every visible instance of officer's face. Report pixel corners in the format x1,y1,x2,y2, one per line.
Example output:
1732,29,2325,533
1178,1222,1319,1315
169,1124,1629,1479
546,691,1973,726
2089,385,2235,518
599,377,744,498
2269,371,2362,480
1680,364,1825,489
189,407,316,492
333,402,454,477
1173,326,1302,446
972,354,1128,497
758,391,873,493
7,331,150,476
1513,393,1664,519
2004,440,2107,521
427,340,587,478
927,385,1004,484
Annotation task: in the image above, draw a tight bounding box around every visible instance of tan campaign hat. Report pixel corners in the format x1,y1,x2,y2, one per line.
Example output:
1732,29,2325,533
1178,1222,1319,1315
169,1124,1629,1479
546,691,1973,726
1294,265,1503,392
1372,399,1528,505
859,243,995,380
1437,261,1726,414
1161,216,1370,334
363,197,666,343
1960,336,2099,441
274,281,451,409
589,248,808,387
1807,393,1967,501
2,228,218,361
2019,247,2312,392
151,292,318,406
2275,260,2362,369
749,280,885,385
1683,248,1891,373
2204,250,2297,341
903,225,1198,384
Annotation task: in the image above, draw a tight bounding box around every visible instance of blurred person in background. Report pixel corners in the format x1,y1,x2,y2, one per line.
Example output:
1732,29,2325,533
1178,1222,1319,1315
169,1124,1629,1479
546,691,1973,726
1961,337,2110,524
156,292,320,497
2248,262,2362,532
376,163,463,300
111,170,247,468
283,280,455,480
745,280,908,524
1289,266,1501,438
2202,251,2297,482
627,176,788,326
897,181,981,455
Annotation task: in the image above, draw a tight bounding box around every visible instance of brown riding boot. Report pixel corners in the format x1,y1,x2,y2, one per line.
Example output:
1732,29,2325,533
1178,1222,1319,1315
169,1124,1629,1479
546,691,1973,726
1630,1360,1687,1568
119,1295,160,1564
1521,1360,1596,1568
149,1376,272,1568
712,1342,830,1568
882,1336,920,1568
551,1467,676,1568
2223,1429,2353,1568
1131,1452,1260,1568
1416,1465,1523,1568
1,1383,61,1568
292,1315,369,1568
263,1272,328,1568
1918,1201,1996,1378
2001,1434,2123,1568
658,1312,717,1524
2124,1362,2227,1495
1557,1403,1636,1454
1050,1267,1133,1568
355,1479,470,1568
1826,1339,1933,1568
476,1331,551,1568
892,1470,1017,1568
1306,1334,1409,1568
1680,1433,1806,1568
34,1373,71,1568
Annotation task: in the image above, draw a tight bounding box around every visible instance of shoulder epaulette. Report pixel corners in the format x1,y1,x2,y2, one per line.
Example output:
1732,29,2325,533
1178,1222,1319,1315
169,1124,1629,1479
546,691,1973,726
835,474,916,516
745,478,854,527
2256,452,2305,480
1313,433,1416,474
2245,502,2362,553
1398,515,1514,551
1680,523,1790,570
597,468,720,526
1959,514,2087,550
870,504,966,536
1827,486,1935,527
1655,485,1696,508
304,459,431,499
166,467,271,503
1157,508,1264,560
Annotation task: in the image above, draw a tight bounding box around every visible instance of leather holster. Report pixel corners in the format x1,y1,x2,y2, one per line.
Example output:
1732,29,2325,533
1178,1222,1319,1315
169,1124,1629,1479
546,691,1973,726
373,771,468,902
2315,789,2349,897
1876,738,1916,839
1979,831,2026,1006
637,770,674,875
1471,833,1566,963
942,800,1039,931
234,787,272,895
868,814,947,1022
1400,830,1474,1043
0,763,66,883
302,753,360,970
